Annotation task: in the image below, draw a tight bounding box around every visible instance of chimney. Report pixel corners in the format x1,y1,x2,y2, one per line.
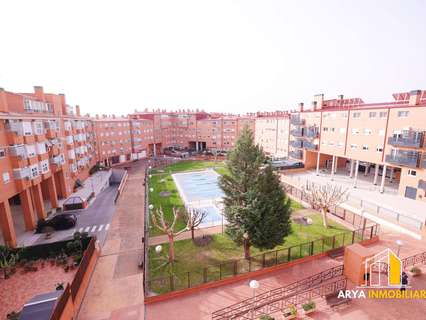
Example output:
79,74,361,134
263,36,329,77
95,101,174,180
312,101,318,111
34,86,45,100
313,94,324,110
338,94,344,100
112,114,116,119
59,93,66,114
299,102,304,112
75,105,81,116
0,88,8,112
409,90,422,106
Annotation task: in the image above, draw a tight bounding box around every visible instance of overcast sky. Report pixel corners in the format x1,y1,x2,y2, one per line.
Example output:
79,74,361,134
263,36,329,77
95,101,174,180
0,0,425,116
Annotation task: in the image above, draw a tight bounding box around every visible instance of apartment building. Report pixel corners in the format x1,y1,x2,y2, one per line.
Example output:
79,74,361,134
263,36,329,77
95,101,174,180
0,86,96,247
287,90,426,203
254,112,290,158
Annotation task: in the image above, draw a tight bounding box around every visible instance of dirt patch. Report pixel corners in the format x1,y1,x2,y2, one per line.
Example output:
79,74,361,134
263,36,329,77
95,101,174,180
292,216,313,226
159,191,171,197
193,235,213,247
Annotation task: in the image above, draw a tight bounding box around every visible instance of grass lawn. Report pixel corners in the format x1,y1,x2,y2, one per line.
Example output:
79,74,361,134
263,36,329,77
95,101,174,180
148,212,354,293
148,160,227,236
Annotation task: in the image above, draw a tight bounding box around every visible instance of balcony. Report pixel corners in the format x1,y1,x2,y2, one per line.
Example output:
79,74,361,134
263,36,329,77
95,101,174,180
423,155,426,169
290,117,304,126
388,134,423,148
305,126,319,138
290,140,303,148
385,151,420,168
303,141,318,150
290,129,303,137
289,150,303,160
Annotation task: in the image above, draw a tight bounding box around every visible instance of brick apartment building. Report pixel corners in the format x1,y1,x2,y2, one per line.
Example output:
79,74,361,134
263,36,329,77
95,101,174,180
1,85,426,247
262,90,426,205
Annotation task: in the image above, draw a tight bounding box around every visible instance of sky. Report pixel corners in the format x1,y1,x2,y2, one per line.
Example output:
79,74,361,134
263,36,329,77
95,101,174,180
0,0,425,116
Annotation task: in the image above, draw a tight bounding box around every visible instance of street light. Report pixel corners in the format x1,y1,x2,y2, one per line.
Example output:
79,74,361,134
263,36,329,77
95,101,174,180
149,204,154,210
150,187,154,192
149,174,152,179
155,245,162,254
396,240,403,257
249,280,259,298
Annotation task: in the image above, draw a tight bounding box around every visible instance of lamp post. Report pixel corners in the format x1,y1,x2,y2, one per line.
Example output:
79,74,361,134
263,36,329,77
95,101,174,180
249,280,260,318
396,240,403,257
155,245,162,254
149,204,154,211
150,187,154,193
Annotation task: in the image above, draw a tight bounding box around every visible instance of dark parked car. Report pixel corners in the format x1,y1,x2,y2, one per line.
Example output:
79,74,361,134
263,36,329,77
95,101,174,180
35,213,77,233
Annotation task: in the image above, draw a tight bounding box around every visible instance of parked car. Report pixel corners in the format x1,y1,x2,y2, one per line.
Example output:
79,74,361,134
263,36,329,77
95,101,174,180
35,213,77,233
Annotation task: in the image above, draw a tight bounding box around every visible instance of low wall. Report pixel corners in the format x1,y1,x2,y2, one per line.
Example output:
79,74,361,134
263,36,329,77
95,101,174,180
50,238,100,320
114,170,129,203
144,236,379,305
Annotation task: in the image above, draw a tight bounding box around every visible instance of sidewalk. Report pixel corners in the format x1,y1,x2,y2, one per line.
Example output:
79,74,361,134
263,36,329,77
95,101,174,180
77,161,147,320
149,225,223,246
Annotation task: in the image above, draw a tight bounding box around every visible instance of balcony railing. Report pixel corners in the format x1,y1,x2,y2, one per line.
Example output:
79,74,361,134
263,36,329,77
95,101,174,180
385,152,420,168
423,156,426,169
305,127,319,138
290,129,303,137
289,140,303,148
290,117,304,126
289,150,303,160
388,135,423,148
303,141,318,150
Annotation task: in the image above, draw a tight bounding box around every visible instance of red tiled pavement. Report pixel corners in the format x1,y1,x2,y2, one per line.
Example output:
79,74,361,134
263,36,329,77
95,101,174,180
0,262,76,319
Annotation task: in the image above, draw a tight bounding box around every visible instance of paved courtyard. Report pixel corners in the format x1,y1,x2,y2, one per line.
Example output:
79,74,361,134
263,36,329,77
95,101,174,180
283,169,426,228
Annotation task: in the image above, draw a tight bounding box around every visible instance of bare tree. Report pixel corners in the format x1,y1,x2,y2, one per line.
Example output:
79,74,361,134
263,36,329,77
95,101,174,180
184,208,208,240
303,183,348,228
151,206,188,263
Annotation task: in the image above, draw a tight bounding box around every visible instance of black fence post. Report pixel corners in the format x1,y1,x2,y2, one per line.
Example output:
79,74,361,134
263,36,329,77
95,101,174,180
249,258,252,272
310,241,314,255
351,231,355,244
262,253,266,268
370,226,374,239
187,272,191,288
322,238,325,252
170,275,175,291
233,261,238,275
287,247,291,262
219,263,222,280
275,250,278,265
332,236,336,249
203,267,208,283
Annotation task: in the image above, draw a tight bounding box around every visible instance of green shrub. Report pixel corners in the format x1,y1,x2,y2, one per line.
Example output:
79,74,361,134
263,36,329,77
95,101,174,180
259,315,274,320
302,300,316,311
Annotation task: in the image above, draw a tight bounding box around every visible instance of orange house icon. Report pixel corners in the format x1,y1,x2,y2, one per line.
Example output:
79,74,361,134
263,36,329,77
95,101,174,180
363,248,402,287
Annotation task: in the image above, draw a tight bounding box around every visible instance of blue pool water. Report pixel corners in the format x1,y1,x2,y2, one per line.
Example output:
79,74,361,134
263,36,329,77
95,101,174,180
172,170,225,227
172,170,224,203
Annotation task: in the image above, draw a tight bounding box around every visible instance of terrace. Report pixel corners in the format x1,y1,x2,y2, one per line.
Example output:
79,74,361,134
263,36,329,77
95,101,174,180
385,150,420,168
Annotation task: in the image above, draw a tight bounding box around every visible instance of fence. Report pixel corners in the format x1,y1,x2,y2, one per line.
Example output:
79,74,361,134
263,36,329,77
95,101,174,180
282,178,424,230
282,181,376,230
147,224,378,295
212,265,345,320
143,167,150,295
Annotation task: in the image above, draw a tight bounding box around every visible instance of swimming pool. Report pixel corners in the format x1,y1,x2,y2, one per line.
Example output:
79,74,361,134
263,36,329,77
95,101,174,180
172,169,225,227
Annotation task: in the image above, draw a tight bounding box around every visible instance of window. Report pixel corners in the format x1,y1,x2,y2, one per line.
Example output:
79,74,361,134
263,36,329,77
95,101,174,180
0,148,5,158
379,111,388,118
376,146,383,152
2,172,10,184
350,144,357,149
362,145,369,150
341,113,348,118
379,129,385,136
408,169,417,177
337,142,344,148
398,111,409,117
352,128,359,134
363,128,372,135
323,127,328,132
353,112,361,118
30,164,39,178
369,112,377,118
39,160,49,174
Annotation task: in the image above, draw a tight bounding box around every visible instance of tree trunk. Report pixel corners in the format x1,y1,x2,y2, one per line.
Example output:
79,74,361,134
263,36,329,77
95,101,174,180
243,237,251,259
168,233,175,262
321,207,328,228
191,227,195,240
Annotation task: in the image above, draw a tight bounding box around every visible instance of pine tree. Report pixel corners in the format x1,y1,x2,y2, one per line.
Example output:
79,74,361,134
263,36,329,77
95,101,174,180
219,125,265,257
243,164,292,250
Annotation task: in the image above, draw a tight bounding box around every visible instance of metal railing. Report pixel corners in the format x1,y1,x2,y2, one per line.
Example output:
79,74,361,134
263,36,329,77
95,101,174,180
289,140,303,148
290,117,304,126
388,136,422,148
304,127,319,138
212,265,346,320
290,129,303,137
70,237,96,299
423,157,426,169
303,141,317,150
289,150,303,160
282,179,423,230
385,153,420,168
147,225,377,295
